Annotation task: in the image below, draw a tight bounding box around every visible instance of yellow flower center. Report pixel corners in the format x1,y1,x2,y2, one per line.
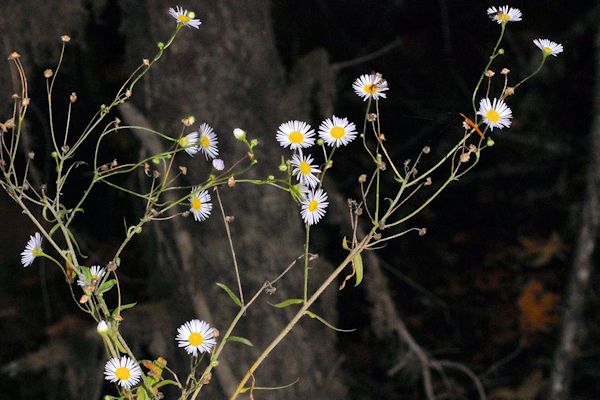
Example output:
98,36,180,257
497,13,510,21
289,131,304,144
330,126,346,139
178,15,191,24
308,199,318,212
188,332,204,346
200,135,210,148
544,47,553,54
115,367,131,381
91,274,99,281
191,198,202,210
178,136,189,147
485,110,501,123
363,84,378,94
31,247,42,257
299,161,311,175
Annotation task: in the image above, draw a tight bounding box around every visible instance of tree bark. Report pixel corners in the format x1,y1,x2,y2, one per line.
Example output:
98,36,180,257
548,22,600,400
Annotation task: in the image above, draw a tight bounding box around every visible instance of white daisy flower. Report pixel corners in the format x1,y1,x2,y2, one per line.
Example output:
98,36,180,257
352,73,389,101
477,98,512,131
276,120,315,150
77,265,106,288
178,132,199,156
212,158,225,171
104,356,142,389
533,39,563,57
189,187,212,222
290,151,321,188
487,6,522,24
169,6,202,29
198,123,219,160
300,188,329,225
21,232,43,267
318,116,358,147
176,319,217,356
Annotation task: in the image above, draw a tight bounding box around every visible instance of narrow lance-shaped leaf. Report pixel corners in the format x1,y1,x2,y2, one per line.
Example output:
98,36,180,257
226,336,254,347
216,282,242,307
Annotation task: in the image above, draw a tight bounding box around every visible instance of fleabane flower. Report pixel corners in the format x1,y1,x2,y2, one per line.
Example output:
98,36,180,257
169,6,202,29
178,132,199,156
487,6,522,24
318,116,358,147
300,188,329,225
104,356,142,389
477,98,512,131
233,128,246,141
77,265,106,288
21,232,43,267
189,187,212,221
198,123,219,160
276,120,315,150
352,73,389,101
290,151,321,188
176,319,217,356
533,39,563,57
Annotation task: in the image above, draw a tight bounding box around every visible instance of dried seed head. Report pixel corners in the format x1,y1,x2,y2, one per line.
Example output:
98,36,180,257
60,35,71,43
425,177,432,186
107,260,117,272
460,153,470,163
468,144,477,153
225,215,235,223
358,174,367,183
378,133,386,141
5,118,15,129
79,295,89,304
179,166,188,175
373,233,382,240
504,87,515,96
70,92,77,103
125,89,132,98
8,52,20,60
61,145,70,153
228,176,236,187
418,228,427,236
201,372,212,384
367,113,378,122
22,98,30,106
44,69,53,78
484,69,495,77
27,151,35,160
181,115,195,126
422,146,430,154
501,68,510,75
143,58,150,66
153,170,160,179
113,314,124,322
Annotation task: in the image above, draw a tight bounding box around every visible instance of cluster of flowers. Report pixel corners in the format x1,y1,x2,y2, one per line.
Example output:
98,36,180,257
476,6,563,132
103,319,217,388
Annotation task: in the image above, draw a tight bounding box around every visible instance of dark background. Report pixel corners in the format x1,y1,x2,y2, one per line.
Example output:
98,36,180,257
0,1,598,399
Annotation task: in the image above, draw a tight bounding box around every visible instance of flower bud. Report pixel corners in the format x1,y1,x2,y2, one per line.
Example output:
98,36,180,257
212,159,225,171
97,320,109,335
233,128,246,140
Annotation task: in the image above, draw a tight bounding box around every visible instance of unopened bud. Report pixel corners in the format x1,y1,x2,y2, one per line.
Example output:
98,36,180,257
497,48,505,55
358,174,367,183
70,92,77,103
233,128,246,140
486,137,495,147
212,159,225,171
422,146,430,154
97,320,109,334
60,35,71,43
182,115,195,126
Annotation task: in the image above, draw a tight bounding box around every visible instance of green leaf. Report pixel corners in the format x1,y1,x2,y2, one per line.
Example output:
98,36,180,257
342,236,350,251
216,283,242,307
153,379,180,389
226,336,254,347
305,310,356,332
353,254,363,287
112,302,137,318
270,298,304,308
97,279,116,294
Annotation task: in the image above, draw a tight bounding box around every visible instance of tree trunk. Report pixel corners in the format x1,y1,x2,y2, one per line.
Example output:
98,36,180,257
548,22,600,400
